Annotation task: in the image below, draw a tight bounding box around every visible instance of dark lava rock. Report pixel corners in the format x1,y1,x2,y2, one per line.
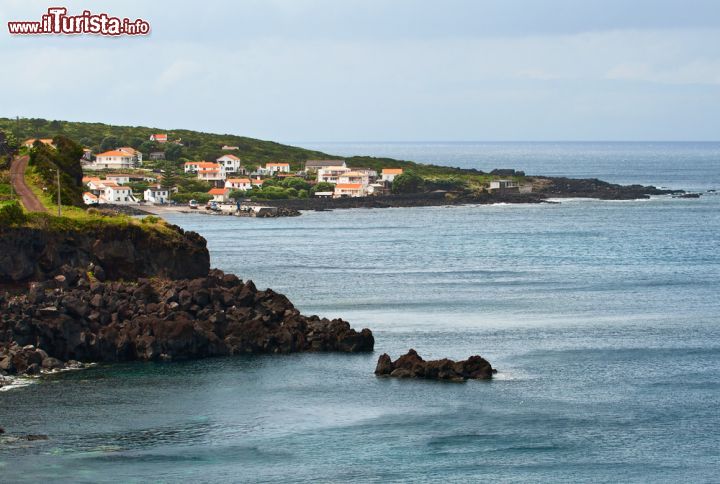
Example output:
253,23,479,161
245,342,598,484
375,349,495,381
0,269,374,374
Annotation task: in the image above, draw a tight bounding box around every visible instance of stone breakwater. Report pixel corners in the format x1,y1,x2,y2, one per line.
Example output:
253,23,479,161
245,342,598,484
0,269,374,376
375,349,495,381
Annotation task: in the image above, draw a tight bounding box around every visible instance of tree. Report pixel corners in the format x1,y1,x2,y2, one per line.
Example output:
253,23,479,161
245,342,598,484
100,136,121,151
280,177,310,191
161,161,178,190
164,143,184,161
310,181,335,194
391,172,425,194
139,141,156,154
228,189,246,200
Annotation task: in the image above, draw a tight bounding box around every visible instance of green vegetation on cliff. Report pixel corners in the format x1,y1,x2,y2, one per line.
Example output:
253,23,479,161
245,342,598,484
28,136,85,207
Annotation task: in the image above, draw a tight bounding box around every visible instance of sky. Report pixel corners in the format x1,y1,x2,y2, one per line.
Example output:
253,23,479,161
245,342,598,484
1,0,719,142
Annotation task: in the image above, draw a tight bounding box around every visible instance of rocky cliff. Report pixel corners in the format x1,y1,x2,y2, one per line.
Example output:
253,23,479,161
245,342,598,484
0,223,209,283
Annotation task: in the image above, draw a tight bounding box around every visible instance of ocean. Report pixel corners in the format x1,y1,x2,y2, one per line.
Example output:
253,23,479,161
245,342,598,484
1,142,719,482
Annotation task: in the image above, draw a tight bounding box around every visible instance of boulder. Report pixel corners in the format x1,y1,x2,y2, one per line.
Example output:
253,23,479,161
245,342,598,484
375,350,495,381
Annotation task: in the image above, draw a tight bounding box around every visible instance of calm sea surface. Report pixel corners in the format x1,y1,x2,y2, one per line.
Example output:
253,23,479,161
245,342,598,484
1,142,719,482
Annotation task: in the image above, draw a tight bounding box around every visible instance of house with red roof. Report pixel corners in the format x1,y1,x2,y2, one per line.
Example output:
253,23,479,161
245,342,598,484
149,134,168,143
208,187,231,203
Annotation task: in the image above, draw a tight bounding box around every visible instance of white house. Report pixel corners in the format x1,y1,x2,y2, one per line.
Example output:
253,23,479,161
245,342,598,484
105,174,131,185
225,178,253,191
117,146,143,164
100,183,137,204
488,179,519,190
349,168,378,182
266,162,290,174
144,186,170,204
184,161,200,173
83,192,99,205
334,183,367,198
317,166,351,183
221,145,239,151
338,171,370,186
90,150,135,170
208,187,231,202
305,159,346,172
217,154,243,174
381,168,403,182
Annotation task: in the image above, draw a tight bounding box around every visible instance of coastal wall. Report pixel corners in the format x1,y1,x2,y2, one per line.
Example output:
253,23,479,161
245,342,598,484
0,223,209,283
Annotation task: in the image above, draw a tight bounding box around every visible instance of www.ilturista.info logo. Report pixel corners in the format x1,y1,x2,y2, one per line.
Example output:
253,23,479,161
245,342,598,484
7,7,150,36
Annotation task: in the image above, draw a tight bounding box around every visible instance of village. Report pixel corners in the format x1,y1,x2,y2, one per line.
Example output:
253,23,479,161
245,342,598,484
20,134,531,215
61,133,408,210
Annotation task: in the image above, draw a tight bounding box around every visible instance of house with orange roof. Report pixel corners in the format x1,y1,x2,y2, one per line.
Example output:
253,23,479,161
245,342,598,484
334,183,367,198
208,187,231,203
117,146,143,164
225,178,252,191
83,192,99,205
266,162,291,174
251,179,264,187
22,138,55,149
185,161,226,183
381,168,403,182
149,134,168,143
217,154,243,173
90,150,135,170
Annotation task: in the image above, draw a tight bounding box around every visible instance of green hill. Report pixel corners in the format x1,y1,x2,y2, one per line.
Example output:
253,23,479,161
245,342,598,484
0,117,481,177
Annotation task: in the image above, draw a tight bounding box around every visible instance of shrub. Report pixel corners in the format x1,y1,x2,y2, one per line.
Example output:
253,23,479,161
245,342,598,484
0,200,27,226
141,215,162,225
391,172,425,194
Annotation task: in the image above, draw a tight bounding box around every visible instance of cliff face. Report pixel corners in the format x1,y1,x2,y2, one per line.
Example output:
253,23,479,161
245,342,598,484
0,224,209,283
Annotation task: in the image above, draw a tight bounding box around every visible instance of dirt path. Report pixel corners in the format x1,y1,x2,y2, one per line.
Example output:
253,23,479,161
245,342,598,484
9,155,46,212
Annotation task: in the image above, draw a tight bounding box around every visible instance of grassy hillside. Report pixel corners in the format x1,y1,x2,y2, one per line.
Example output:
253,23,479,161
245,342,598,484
0,117,529,199
0,117,333,169
0,117,493,176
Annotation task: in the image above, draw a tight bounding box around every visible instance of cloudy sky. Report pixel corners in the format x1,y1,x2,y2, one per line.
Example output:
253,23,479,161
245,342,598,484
1,0,719,141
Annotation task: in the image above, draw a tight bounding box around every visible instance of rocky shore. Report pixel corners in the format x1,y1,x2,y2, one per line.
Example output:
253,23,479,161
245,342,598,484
0,221,374,379
375,349,495,381
257,176,681,212
0,268,374,377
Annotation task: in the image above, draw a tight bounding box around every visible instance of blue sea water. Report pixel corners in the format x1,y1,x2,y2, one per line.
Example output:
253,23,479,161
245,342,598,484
1,142,720,482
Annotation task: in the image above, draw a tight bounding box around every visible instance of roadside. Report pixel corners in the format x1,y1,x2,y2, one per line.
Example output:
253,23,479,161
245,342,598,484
9,155,46,212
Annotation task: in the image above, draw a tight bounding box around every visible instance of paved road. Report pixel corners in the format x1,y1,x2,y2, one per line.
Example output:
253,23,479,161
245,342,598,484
9,155,46,212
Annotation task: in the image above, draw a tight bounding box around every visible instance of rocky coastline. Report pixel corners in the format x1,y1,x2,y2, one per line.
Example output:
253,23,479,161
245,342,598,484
0,224,374,380
257,177,682,212
375,349,495,381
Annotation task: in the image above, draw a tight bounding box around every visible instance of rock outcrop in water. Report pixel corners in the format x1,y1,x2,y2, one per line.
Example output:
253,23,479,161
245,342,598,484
0,269,374,376
374,349,495,381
